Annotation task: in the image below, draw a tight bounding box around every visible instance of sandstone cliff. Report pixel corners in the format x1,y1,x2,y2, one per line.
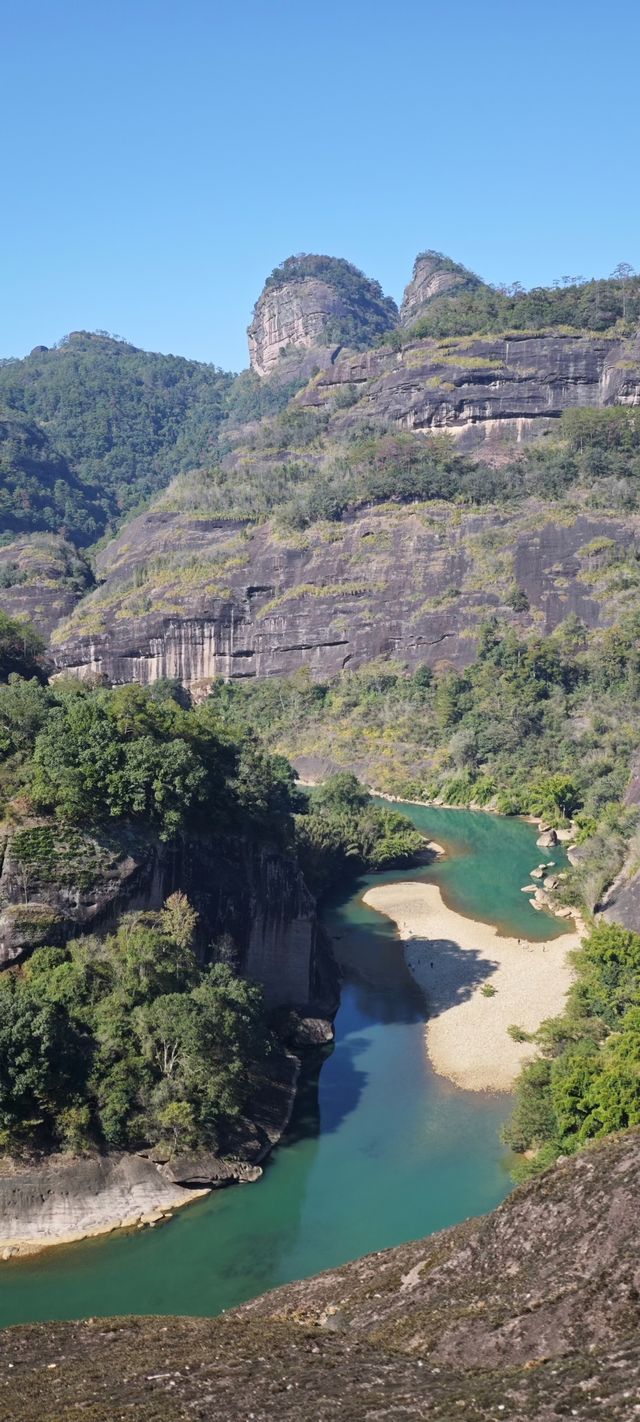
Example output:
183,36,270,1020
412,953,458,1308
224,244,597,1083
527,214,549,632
301,327,640,450
2,1127,638,1419
50,501,640,687
399,249,483,327
0,821,329,1013
247,254,398,375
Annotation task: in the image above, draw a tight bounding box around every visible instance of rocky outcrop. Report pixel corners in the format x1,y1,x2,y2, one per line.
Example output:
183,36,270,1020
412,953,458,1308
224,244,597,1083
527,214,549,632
399,249,483,326
0,821,327,1013
0,534,93,638
0,1152,208,1257
0,1050,300,1256
302,328,640,450
248,276,346,376
3,1128,639,1419
247,255,397,375
50,502,640,686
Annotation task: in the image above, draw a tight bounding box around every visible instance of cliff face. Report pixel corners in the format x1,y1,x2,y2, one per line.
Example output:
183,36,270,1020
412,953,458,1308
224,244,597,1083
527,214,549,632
247,255,398,375
0,822,325,1012
3,1128,639,1419
248,277,346,376
399,249,483,326
51,502,640,686
301,328,640,450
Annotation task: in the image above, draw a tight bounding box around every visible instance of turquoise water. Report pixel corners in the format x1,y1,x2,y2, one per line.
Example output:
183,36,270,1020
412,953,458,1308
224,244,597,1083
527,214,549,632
0,806,565,1328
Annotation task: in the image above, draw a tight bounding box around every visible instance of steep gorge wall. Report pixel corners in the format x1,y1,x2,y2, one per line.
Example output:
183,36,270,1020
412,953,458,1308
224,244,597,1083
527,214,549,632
0,824,326,1012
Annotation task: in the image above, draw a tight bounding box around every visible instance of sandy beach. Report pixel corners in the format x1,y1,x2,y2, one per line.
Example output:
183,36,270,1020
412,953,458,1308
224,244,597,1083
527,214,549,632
362,881,581,1092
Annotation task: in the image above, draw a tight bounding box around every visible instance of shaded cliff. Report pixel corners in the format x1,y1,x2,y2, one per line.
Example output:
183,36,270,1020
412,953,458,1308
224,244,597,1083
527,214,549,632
0,820,327,1012
2,1127,639,1419
50,501,640,686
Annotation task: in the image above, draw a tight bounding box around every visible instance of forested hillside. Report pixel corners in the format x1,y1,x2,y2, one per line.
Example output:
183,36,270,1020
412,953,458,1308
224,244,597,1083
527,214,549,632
0,649,420,1157
0,333,234,538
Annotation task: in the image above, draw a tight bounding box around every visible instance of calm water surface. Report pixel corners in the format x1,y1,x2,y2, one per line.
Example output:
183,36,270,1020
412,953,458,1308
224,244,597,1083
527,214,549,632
0,805,565,1327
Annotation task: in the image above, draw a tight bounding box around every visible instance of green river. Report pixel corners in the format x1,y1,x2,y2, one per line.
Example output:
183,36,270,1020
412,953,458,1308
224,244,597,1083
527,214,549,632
0,805,567,1328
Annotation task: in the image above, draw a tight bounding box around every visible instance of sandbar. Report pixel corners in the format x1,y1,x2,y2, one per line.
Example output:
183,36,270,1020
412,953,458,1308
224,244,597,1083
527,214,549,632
362,880,581,1092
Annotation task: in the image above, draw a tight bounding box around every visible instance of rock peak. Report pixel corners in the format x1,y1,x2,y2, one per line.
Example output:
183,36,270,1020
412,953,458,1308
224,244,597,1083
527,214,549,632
400,249,483,327
248,254,397,376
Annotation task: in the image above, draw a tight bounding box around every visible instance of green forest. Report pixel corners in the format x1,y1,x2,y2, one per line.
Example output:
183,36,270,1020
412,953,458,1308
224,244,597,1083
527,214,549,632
0,650,421,1156
394,269,640,342
0,333,234,539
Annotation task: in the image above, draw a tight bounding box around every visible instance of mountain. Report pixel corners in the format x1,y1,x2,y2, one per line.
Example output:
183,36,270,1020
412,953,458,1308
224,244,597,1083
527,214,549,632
247,254,399,375
2,250,640,671
0,332,235,538
4,1127,639,1420
0,413,102,546
399,247,485,326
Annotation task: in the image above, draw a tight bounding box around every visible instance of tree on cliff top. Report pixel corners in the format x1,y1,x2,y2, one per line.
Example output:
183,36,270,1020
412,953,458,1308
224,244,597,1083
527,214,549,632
260,254,398,348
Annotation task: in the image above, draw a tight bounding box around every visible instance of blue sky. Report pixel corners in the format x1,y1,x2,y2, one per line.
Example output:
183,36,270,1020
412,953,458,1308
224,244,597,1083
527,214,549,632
3,0,639,372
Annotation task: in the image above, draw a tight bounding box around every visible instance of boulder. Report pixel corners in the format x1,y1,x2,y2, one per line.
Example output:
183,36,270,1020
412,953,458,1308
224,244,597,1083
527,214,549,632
161,1154,262,1188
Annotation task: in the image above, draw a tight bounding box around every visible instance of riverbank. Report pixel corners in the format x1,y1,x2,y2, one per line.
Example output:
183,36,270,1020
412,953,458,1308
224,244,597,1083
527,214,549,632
0,1053,300,1259
362,881,582,1092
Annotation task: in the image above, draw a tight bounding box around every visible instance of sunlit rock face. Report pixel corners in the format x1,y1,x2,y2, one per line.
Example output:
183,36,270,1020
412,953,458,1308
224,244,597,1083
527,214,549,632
399,249,483,327
247,255,398,375
248,278,347,376
51,501,640,688
301,329,640,449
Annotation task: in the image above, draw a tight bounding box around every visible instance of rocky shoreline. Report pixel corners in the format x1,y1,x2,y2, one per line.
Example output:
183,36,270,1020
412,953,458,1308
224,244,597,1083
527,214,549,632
0,1047,311,1259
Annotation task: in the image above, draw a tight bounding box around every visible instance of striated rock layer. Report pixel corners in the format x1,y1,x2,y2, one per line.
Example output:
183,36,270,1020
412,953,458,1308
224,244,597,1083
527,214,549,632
301,327,640,450
2,1127,639,1418
51,501,640,687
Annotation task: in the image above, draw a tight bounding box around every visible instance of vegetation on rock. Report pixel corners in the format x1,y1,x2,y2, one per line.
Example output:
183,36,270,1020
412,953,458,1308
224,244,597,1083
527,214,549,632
394,268,640,342
260,254,398,348
0,897,271,1154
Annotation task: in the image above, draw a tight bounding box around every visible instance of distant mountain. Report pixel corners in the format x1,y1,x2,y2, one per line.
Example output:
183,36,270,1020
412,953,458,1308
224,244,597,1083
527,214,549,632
0,332,235,538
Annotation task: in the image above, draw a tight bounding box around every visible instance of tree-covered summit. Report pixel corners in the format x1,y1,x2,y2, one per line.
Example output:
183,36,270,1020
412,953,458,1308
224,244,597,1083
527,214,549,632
260,253,398,347
0,333,235,537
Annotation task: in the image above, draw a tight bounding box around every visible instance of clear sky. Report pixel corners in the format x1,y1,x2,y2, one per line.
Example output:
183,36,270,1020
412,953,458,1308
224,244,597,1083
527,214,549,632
3,0,639,372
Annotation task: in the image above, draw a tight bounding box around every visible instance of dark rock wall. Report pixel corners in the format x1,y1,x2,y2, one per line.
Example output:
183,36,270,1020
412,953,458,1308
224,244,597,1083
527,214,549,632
302,330,640,451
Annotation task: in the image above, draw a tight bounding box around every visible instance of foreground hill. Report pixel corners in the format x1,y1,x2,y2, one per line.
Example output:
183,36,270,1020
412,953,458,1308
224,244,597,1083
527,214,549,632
3,1127,639,1420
